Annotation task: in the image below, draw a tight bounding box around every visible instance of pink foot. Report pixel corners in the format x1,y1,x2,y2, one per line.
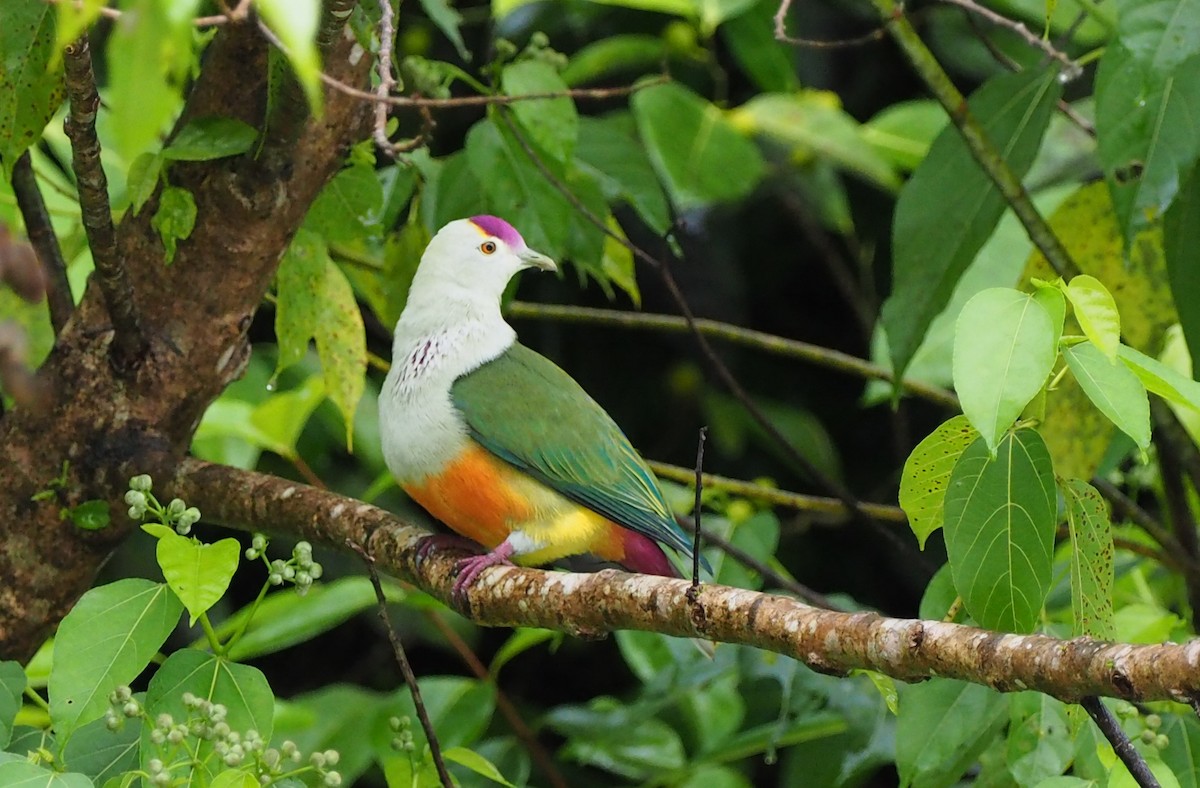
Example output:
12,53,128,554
451,543,515,602
416,533,481,565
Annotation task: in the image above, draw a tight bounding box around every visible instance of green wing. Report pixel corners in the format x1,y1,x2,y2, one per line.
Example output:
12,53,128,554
451,343,700,561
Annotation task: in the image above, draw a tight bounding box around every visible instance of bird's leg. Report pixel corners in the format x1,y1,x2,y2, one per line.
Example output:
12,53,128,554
451,541,515,601
416,533,482,565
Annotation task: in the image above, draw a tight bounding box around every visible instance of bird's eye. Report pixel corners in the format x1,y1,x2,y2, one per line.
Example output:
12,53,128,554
480,241,497,255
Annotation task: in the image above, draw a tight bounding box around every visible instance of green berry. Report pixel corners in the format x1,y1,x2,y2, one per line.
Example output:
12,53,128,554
1146,714,1162,730
124,490,146,507
130,475,152,493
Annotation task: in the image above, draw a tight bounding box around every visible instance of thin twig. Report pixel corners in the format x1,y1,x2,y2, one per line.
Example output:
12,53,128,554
372,0,403,158
691,427,707,590
347,540,453,788
773,0,889,48
648,461,907,523
423,610,570,788
938,0,1080,75
506,302,960,410
675,515,839,609
62,35,145,373
10,153,72,333
1080,697,1161,788
256,16,664,111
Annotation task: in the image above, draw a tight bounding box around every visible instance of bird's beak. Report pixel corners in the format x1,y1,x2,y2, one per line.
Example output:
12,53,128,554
518,248,557,272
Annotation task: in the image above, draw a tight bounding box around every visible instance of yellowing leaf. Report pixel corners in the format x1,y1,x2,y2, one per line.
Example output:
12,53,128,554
899,415,979,549
1063,275,1121,359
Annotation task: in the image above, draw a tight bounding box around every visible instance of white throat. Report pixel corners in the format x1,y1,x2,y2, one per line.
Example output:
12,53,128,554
379,282,516,483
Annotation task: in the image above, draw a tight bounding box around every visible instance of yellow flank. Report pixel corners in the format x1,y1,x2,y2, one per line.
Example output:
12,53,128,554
403,441,626,564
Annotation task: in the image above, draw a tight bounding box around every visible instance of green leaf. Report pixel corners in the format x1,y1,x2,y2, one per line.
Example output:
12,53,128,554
862,100,948,172
563,35,665,87
124,152,164,215
255,0,322,110
67,499,110,530
721,0,801,93
151,185,197,265
465,117,572,260
1060,479,1115,639
1031,281,1066,349
1164,167,1200,371
561,713,686,780
733,91,900,191
315,258,366,451
274,230,367,449
106,0,200,162
1113,0,1200,72
502,60,579,165
575,113,671,235
1119,343,1200,411
943,430,1056,633
1005,693,1073,785
55,0,106,53
953,288,1058,451
882,67,1062,380
631,81,766,210
1096,44,1200,240
49,579,183,737
442,747,517,787
599,216,639,305
209,771,258,788
61,713,140,783
1063,341,1151,450
0,762,92,787
1063,275,1121,359
0,661,24,749
696,0,757,35
155,532,240,626
249,374,325,461
489,628,560,678
304,162,384,247
162,116,258,161
418,0,470,60
0,0,64,176
579,0,695,16
1160,714,1200,788
142,650,273,780
895,678,1008,788
899,415,980,548
214,576,405,662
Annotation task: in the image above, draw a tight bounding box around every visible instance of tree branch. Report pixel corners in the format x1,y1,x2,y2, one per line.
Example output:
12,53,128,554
937,0,1080,75
647,460,907,523
62,35,145,372
171,459,1200,706
10,153,73,333
507,301,960,410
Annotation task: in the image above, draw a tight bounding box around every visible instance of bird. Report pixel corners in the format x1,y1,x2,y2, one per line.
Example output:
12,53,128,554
380,215,709,600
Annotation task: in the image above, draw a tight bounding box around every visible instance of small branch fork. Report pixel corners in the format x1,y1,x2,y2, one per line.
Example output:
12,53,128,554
62,36,145,373
347,540,454,788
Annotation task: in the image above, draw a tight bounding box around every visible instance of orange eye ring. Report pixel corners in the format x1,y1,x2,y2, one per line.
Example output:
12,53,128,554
480,241,497,255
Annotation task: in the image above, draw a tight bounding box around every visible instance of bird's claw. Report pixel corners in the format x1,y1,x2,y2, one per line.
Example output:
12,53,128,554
415,533,480,566
450,546,515,604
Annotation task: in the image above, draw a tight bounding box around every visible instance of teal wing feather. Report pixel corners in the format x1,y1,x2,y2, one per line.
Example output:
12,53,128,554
451,343,703,564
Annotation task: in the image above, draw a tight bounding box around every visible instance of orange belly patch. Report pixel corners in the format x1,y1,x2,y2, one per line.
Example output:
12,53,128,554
403,444,536,549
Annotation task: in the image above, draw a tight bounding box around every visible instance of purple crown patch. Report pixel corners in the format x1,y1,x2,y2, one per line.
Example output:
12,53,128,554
469,215,525,249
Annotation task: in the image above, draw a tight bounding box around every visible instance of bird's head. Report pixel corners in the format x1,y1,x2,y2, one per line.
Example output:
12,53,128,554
414,216,557,299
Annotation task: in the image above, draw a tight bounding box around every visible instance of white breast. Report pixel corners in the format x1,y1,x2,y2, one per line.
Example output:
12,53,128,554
380,318,514,484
